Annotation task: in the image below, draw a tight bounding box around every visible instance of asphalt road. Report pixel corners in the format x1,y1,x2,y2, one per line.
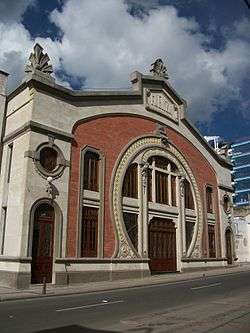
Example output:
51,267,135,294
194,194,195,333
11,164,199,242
1,270,250,333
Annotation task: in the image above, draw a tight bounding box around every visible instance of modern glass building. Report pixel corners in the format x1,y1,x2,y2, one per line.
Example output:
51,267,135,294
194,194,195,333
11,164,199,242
231,139,250,207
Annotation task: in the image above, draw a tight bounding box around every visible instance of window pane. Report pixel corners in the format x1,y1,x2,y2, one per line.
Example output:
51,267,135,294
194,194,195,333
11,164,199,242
171,176,176,206
122,164,138,198
184,180,194,210
40,147,58,172
83,152,99,191
186,221,194,251
123,213,138,251
155,156,168,170
208,225,216,258
81,207,98,257
156,171,168,204
206,187,213,213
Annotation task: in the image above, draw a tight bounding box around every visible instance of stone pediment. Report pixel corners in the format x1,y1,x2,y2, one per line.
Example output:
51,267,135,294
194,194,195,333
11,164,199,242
145,88,179,123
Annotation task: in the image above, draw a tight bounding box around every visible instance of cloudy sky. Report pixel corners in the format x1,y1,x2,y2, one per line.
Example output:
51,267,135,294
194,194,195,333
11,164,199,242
0,0,249,141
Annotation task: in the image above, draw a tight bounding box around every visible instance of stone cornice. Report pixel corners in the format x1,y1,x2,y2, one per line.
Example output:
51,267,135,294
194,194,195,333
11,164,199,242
0,256,32,263
182,257,227,262
7,73,142,104
6,72,232,170
55,258,150,264
3,120,74,144
218,184,235,193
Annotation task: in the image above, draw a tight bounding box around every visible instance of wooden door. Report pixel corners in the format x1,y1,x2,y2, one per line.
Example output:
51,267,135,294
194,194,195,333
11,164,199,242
149,218,176,272
31,204,55,284
226,229,233,265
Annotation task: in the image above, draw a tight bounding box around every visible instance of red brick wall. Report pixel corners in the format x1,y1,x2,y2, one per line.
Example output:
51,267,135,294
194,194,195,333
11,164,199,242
67,115,221,258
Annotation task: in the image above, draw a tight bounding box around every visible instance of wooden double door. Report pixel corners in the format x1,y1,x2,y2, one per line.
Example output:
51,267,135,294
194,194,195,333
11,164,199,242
31,203,55,284
149,218,177,272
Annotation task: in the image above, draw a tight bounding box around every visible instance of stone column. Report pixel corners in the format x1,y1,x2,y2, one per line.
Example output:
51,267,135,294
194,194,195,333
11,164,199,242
140,162,149,258
178,175,186,257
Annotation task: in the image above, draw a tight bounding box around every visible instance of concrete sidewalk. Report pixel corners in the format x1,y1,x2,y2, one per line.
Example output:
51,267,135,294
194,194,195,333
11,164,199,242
1,263,250,302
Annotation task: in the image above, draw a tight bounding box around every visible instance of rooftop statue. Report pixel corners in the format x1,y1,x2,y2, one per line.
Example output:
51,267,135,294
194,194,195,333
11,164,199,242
25,43,53,75
150,58,169,79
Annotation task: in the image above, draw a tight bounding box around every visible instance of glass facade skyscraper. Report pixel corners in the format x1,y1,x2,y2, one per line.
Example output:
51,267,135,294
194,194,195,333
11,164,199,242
231,139,250,207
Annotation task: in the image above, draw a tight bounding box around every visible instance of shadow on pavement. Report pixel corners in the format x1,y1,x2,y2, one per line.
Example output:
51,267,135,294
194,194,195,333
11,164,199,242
34,325,117,332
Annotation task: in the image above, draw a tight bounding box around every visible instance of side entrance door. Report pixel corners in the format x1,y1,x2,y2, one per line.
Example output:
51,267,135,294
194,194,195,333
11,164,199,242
31,203,55,284
149,218,177,272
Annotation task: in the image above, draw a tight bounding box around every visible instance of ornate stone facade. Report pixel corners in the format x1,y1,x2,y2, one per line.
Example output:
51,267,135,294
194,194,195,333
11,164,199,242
0,49,234,288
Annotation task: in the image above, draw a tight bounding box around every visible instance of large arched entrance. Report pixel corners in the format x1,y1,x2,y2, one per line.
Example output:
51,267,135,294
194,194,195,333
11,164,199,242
149,218,177,272
225,228,233,265
31,203,55,284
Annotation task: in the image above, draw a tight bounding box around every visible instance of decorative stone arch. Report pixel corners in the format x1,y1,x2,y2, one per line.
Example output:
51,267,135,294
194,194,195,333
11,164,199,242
110,134,203,259
28,198,63,259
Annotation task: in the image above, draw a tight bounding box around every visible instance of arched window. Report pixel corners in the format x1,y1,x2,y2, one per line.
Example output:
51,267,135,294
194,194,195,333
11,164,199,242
148,156,178,206
83,151,100,191
80,148,104,258
122,164,138,198
184,180,194,210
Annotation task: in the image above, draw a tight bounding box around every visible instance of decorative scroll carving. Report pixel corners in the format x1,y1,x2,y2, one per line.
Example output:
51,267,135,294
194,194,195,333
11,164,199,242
150,58,169,79
25,43,53,75
141,162,149,194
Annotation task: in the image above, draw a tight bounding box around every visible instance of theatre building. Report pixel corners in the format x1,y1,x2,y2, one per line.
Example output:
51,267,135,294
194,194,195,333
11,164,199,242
0,45,235,288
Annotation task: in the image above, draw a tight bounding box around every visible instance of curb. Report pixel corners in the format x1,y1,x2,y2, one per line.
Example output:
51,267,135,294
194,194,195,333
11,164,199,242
1,266,250,303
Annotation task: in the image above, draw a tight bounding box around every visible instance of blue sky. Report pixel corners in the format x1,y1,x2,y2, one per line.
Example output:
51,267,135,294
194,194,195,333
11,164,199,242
0,0,249,142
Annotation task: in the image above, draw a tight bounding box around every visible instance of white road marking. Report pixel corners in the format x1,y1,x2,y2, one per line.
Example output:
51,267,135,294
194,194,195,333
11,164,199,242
56,300,124,312
191,282,222,290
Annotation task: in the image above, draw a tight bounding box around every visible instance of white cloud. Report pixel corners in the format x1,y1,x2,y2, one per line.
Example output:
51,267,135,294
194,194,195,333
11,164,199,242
0,0,249,124
0,0,35,23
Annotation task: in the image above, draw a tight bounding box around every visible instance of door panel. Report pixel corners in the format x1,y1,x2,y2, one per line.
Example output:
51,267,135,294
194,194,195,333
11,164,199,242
149,218,176,272
31,204,54,284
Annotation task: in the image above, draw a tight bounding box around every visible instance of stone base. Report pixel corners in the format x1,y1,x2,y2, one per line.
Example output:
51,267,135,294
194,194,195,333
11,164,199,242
0,270,31,289
55,269,151,286
181,258,228,272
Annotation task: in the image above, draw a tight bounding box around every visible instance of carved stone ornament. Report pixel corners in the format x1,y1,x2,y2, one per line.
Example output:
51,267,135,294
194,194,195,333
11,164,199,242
145,89,179,123
25,43,53,75
150,58,169,79
141,162,149,194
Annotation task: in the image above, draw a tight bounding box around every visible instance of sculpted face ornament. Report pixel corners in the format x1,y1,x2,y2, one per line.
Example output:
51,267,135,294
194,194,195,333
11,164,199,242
150,58,169,79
